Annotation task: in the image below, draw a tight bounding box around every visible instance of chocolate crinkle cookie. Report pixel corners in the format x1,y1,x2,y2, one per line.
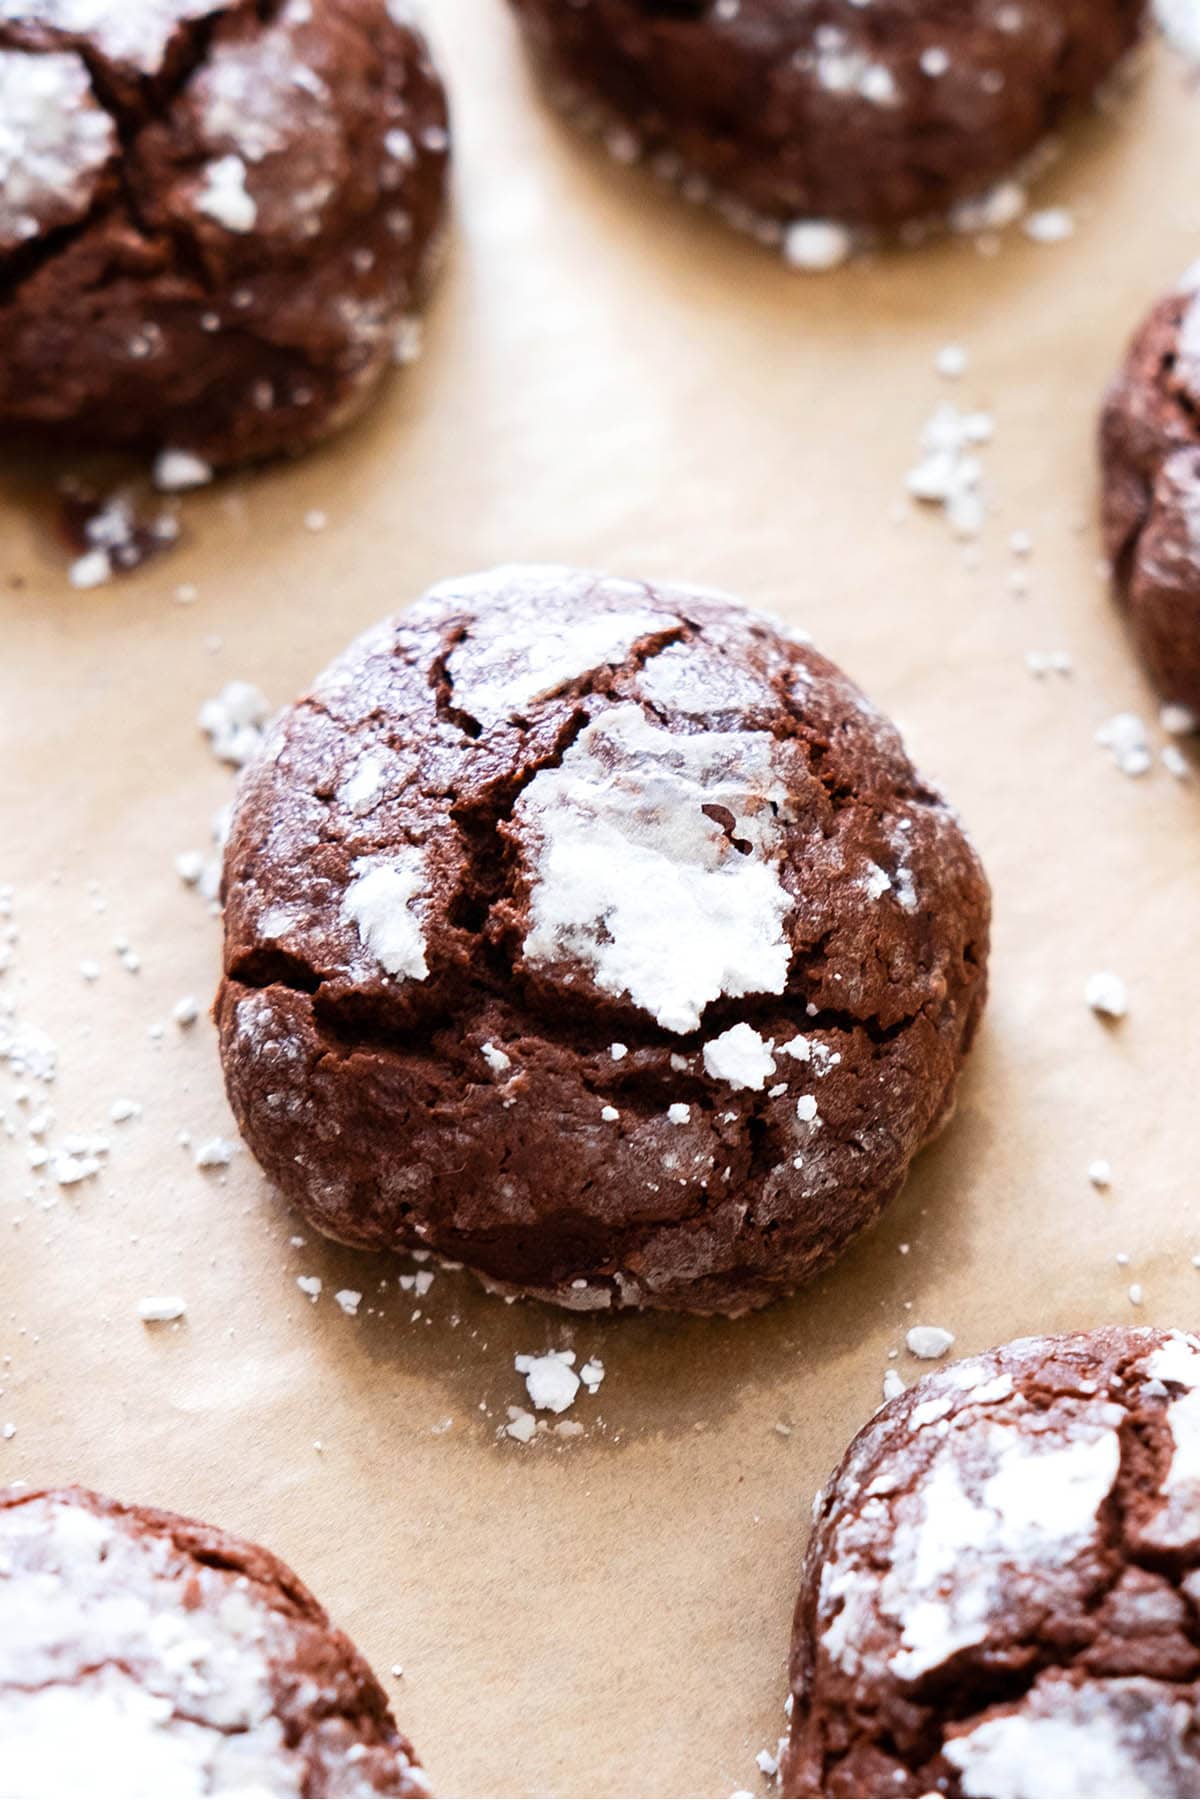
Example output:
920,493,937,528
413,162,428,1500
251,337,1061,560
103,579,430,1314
0,0,448,469
216,566,989,1316
0,1484,427,1799
1101,271,1200,723
505,0,1146,262
784,1327,1200,1799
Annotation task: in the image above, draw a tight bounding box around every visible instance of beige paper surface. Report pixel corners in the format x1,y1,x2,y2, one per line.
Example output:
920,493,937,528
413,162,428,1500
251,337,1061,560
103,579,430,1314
2,11,1200,1797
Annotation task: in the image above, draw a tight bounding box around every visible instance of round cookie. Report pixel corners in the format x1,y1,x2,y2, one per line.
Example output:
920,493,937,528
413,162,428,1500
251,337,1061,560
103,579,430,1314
216,565,989,1316
0,1484,427,1798
1101,272,1200,722
505,0,1146,259
0,0,448,468
783,1326,1200,1799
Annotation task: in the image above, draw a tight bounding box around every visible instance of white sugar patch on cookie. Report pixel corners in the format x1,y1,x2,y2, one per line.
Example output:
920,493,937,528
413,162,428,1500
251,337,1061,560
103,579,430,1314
703,1024,777,1091
195,154,257,232
342,851,428,980
821,1416,1122,1682
447,604,676,725
518,703,794,1034
6,0,237,75
1138,1332,1200,1550
0,50,116,249
944,1673,1197,1799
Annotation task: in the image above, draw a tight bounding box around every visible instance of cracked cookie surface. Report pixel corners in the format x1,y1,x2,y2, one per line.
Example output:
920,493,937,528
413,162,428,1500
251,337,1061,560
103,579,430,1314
0,0,448,466
216,565,989,1315
1101,273,1200,719
784,1326,1200,1799
0,1484,427,1798
505,0,1146,246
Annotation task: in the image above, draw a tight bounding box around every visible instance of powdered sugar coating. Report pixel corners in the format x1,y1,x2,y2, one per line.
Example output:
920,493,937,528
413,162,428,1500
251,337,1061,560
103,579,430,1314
518,704,794,1033
0,49,115,253
785,1328,1200,1799
0,0,234,74
219,566,989,1315
0,0,449,464
0,1486,426,1798
944,1674,1200,1799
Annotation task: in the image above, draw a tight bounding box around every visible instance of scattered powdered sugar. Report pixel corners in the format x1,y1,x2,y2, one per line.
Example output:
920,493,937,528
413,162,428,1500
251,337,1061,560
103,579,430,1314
198,682,270,768
1085,971,1128,1020
906,404,994,538
1095,712,1152,778
342,851,429,981
703,1023,777,1091
906,1325,955,1360
517,704,794,1034
137,1295,186,1323
193,1136,236,1169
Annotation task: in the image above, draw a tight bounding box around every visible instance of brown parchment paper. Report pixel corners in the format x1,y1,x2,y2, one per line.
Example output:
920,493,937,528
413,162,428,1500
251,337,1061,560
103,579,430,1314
2,10,1200,1797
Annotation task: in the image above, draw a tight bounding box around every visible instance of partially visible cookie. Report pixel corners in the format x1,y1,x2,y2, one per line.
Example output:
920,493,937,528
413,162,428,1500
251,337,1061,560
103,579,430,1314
0,0,449,468
784,1326,1200,1799
505,0,1146,261
0,1484,427,1798
216,564,989,1316
1101,273,1200,723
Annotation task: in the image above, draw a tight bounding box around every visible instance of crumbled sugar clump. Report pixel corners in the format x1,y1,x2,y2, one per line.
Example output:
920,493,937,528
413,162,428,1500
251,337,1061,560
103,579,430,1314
906,1325,955,1359
334,1289,362,1316
882,1369,906,1402
138,1295,186,1323
580,1359,605,1392
69,548,111,589
1087,1159,1113,1189
480,1042,510,1075
198,681,270,767
703,1023,776,1091
194,1136,236,1168
52,1150,100,1186
519,704,793,1034
297,1275,322,1300
1096,712,1152,777
172,995,199,1027
196,154,257,232
907,404,994,538
505,1407,537,1443
342,853,428,981
667,1102,691,1125
515,1350,580,1413
782,220,853,271
1085,971,1127,1020
153,449,212,493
